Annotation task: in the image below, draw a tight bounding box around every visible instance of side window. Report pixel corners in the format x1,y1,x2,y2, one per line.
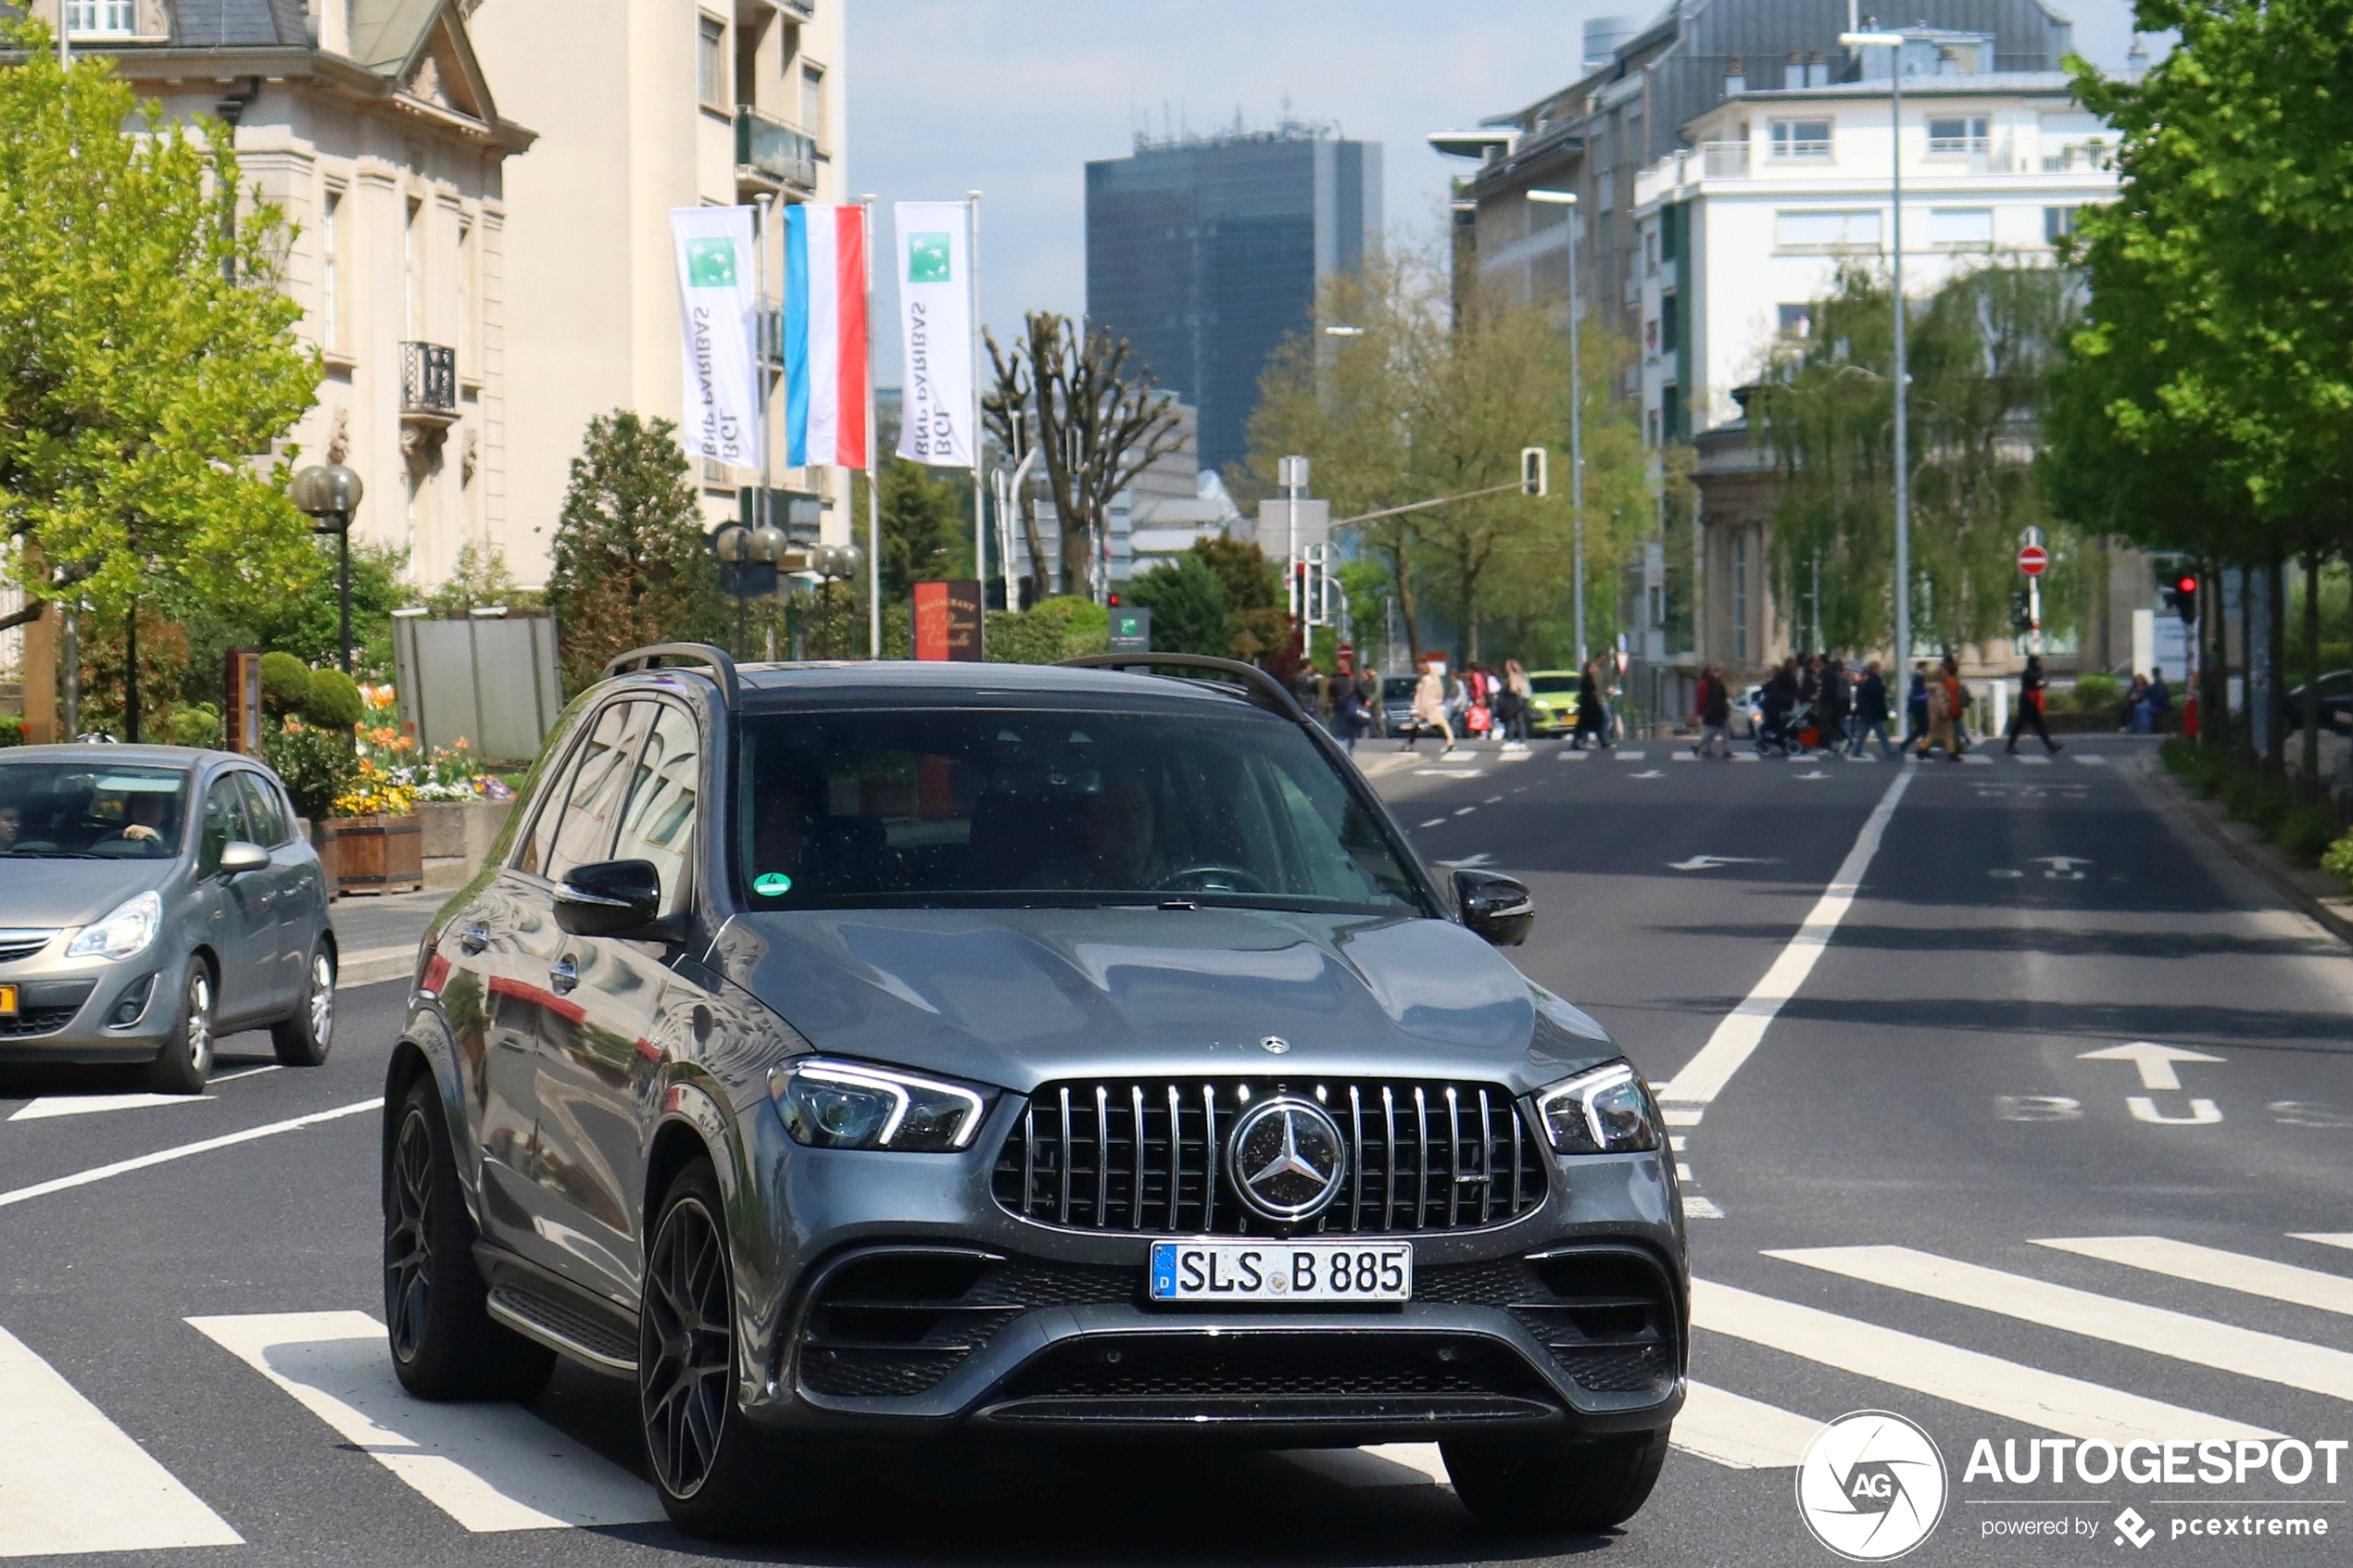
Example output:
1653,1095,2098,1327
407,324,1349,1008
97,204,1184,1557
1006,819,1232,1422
200,778,250,872
610,705,701,912
234,773,290,847
545,701,651,884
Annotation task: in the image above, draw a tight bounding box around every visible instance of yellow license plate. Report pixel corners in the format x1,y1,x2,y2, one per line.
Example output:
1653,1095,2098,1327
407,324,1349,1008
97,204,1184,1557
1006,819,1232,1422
0,985,16,1018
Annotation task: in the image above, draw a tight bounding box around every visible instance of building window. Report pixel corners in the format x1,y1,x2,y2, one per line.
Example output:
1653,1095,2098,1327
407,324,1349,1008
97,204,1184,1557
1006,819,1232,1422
1776,208,1881,251
800,64,826,141
1929,207,1995,249
698,15,728,108
404,197,423,341
456,219,476,371
2043,205,2082,245
67,1,134,36
1643,230,1659,274
1778,303,1812,340
321,188,343,352
1731,533,1750,660
1769,119,1832,159
1646,408,1661,447
1644,318,1659,353
1927,116,1991,157
1660,295,1680,354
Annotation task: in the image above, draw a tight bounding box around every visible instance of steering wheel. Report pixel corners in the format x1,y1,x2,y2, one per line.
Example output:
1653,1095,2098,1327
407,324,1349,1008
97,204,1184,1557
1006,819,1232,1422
1151,864,1271,896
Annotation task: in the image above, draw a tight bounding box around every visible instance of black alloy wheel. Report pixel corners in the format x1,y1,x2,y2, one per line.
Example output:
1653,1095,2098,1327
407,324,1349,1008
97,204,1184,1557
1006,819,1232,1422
640,1174,736,1502
382,1077,553,1399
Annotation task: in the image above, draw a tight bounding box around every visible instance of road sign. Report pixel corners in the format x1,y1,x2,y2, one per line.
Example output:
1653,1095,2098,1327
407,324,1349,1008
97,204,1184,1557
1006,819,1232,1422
1108,606,1151,653
2018,544,2049,578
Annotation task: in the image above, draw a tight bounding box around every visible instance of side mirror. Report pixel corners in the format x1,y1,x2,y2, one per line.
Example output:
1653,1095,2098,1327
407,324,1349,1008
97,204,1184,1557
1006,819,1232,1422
219,840,271,878
1453,869,1533,947
555,858,667,939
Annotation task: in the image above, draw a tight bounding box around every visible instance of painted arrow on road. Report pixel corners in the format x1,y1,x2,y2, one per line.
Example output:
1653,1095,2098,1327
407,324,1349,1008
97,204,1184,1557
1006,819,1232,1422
1669,856,1770,872
2078,1041,2226,1092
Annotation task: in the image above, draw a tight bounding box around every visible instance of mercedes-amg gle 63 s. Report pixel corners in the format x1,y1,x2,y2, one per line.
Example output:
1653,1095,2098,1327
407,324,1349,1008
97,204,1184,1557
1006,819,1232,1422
383,646,1686,1537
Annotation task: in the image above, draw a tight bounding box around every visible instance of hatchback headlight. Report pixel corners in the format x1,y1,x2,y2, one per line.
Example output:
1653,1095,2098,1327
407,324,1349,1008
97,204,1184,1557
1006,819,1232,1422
65,891,163,961
1534,1062,1663,1154
770,1060,992,1151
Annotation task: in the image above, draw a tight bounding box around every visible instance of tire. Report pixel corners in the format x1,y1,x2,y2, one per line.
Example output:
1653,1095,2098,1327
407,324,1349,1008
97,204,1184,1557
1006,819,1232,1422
383,1077,555,1400
1442,1428,1671,1535
639,1160,834,1538
271,941,335,1066
146,963,216,1095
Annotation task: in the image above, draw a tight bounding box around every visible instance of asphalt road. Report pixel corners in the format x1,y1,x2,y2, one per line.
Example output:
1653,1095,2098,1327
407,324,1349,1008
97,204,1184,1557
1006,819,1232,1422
4,733,2349,1566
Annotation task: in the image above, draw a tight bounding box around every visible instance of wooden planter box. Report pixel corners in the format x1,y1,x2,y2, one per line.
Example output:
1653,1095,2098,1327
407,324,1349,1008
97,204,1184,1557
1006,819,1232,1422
314,813,425,897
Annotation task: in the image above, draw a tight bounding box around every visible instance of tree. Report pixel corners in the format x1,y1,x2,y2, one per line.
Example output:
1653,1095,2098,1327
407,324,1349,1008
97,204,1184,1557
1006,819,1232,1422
1188,537,1287,662
0,27,321,653
420,541,535,618
983,313,1186,597
1126,552,1230,658
546,411,725,692
860,458,966,600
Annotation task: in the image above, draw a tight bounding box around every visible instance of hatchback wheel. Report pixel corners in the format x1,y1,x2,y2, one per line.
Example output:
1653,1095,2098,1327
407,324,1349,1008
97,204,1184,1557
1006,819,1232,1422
272,942,335,1066
147,965,215,1095
1443,1429,1670,1534
384,1077,553,1399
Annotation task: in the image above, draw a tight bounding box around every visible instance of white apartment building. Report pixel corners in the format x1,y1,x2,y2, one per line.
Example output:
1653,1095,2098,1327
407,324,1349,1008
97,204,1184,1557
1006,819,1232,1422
1631,43,2119,447
472,0,852,581
44,0,536,590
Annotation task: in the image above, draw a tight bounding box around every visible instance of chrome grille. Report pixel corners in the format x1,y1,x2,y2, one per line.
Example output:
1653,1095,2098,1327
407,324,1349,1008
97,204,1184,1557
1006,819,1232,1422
0,931,57,965
992,1078,1544,1235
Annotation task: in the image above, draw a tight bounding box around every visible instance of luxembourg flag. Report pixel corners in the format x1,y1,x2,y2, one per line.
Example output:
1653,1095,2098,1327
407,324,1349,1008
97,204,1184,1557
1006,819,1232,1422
781,204,872,469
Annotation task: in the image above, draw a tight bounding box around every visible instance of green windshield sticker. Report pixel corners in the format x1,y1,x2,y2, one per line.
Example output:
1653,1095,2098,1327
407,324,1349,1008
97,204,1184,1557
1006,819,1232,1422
753,872,792,896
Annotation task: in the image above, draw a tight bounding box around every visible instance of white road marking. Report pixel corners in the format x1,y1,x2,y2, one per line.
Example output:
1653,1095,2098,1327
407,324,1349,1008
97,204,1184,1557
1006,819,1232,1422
1793,770,1831,780
1431,853,1494,871
1959,753,1994,765
1731,752,1760,762
1483,794,1505,804
1616,750,1648,761
2076,753,2110,765
8,1067,284,1123
1453,807,1477,817
1673,1382,1820,1470
187,1312,663,1532
2018,754,2052,765
0,1098,383,1210
1663,1107,1704,1127
2079,1041,2223,1092
1692,1279,2275,1443
1417,818,1446,829
1557,749,1587,761
0,1323,242,1556
1675,1162,1694,1181
2035,1236,2353,1318
1412,769,1483,779
2295,1234,2353,1254
1682,1195,1724,1219
2128,1096,2222,1124
1630,770,1664,778
1847,753,1880,762
1669,1135,1688,1152
1655,762,1917,1106
1769,1246,2353,1404
1671,751,1702,761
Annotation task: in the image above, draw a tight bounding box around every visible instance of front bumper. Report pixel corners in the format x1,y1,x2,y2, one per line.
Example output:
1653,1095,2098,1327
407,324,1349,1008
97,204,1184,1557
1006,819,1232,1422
0,958,172,1063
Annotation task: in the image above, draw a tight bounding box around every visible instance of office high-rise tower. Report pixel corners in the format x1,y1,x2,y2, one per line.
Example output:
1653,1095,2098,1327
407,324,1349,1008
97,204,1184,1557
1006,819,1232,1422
1087,126,1382,475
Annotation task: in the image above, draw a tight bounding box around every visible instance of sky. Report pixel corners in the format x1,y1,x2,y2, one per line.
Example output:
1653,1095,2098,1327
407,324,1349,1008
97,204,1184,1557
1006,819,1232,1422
846,0,2156,390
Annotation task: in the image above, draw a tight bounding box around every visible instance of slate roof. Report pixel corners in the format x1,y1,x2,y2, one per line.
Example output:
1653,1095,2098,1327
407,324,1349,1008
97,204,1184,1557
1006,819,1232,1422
167,0,309,47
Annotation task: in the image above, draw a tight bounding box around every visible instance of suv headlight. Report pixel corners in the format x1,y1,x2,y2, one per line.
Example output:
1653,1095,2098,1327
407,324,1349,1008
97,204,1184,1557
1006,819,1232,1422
1534,1062,1663,1154
65,891,163,961
770,1060,992,1151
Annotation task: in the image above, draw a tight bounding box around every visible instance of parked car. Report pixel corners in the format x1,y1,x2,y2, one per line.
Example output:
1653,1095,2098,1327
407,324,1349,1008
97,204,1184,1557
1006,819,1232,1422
2284,670,2353,734
1379,672,1421,737
1523,670,1582,736
0,746,335,1092
384,647,1687,1537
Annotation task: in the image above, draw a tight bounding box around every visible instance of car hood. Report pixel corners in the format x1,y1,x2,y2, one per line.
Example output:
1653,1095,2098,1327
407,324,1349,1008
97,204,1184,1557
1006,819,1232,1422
0,858,172,928
709,906,1617,1093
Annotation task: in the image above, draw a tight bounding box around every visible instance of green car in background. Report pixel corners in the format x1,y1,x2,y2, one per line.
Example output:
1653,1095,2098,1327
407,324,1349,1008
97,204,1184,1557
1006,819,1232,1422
1523,670,1581,736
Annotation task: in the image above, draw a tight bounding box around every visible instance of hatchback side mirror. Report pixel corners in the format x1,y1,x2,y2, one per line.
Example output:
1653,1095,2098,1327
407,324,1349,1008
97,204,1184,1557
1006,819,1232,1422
1453,869,1533,947
219,841,270,878
555,858,667,939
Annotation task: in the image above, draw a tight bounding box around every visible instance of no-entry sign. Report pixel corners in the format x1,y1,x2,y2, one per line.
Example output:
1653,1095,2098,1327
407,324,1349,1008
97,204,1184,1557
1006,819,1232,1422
2018,544,2049,578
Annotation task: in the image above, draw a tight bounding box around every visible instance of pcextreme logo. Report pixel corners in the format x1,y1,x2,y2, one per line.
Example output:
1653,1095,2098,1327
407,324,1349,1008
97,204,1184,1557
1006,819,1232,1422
1797,1411,1950,1561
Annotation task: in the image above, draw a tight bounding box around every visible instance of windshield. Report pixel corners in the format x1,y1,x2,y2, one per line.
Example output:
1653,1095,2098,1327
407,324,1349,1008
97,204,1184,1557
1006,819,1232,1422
1528,675,1578,695
1382,677,1417,699
735,707,1425,913
0,764,189,859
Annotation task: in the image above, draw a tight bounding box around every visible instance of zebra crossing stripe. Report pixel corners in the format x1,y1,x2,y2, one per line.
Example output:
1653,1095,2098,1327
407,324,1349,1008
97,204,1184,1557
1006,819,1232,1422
1673,1381,1819,1469
1692,1278,2276,1444
187,1311,663,1532
1771,1246,2353,1405
0,1323,242,1556
2293,1234,2353,1253
2037,1236,2353,1319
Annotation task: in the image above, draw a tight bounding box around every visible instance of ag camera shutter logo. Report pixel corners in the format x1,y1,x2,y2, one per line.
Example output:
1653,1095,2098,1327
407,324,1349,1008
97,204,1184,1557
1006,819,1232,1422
1796,1411,1948,1561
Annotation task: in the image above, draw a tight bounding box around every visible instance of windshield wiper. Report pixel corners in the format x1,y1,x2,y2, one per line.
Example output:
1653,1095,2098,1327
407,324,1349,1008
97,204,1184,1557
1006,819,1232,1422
1,850,108,859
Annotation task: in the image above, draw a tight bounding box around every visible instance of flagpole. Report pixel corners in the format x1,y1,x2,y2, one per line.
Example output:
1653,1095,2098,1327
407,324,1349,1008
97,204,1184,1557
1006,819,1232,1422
966,190,985,613
862,194,882,659
756,193,777,665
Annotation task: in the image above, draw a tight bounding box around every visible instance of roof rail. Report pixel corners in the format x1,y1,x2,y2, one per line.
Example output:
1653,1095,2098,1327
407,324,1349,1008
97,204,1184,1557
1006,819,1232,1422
601,643,740,706
1057,652,1306,722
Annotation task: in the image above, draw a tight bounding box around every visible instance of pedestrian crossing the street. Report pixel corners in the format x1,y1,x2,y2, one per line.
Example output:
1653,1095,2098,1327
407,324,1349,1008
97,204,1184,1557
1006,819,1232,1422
1,1227,2341,1555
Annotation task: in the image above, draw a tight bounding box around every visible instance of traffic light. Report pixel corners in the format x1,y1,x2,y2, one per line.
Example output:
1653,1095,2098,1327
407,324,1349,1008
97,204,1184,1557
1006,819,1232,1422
1520,446,1548,497
2009,588,2033,633
1107,592,1122,608
2162,572,2198,624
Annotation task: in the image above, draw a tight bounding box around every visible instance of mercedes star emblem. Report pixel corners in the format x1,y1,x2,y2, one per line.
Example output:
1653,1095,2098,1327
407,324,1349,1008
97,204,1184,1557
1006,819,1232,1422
1227,1097,1348,1222
1260,1035,1290,1054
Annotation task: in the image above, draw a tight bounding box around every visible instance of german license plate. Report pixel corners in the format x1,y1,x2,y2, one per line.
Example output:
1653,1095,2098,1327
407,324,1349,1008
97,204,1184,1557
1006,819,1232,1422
1149,1239,1412,1303
0,984,15,1018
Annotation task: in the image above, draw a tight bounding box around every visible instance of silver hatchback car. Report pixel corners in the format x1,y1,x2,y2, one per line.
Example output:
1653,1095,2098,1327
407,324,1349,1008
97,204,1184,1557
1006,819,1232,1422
0,745,336,1092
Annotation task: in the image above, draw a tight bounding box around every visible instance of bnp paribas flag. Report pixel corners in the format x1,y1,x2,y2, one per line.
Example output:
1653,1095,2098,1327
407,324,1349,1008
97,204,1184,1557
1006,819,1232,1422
670,206,762,470
893,201,976,470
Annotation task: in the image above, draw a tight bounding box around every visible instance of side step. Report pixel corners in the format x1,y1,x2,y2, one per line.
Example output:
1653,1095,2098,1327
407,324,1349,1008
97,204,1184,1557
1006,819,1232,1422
486,1284,638,1375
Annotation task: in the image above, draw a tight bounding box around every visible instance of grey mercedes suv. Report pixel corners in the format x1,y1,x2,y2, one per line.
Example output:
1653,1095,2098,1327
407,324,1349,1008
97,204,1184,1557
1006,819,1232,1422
384,647,1686,1537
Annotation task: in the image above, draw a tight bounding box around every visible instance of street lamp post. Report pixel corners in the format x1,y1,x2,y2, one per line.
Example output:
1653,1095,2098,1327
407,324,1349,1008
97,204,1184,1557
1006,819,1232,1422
289,462,366,674
1841,25,1911,669
1527,189,1584,665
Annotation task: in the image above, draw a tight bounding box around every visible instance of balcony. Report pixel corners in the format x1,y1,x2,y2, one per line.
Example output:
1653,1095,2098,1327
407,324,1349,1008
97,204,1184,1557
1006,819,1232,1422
736,106,818,193
401,342,458,420
1699,141,1749,178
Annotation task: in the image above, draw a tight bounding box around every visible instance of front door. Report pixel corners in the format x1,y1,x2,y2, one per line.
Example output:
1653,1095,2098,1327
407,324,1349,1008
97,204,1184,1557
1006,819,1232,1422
231,771,308,1015
196,775,278,1029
